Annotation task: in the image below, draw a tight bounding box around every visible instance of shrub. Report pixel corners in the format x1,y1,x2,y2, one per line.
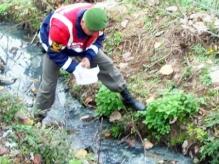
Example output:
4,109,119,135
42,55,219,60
200,138,219,164
140,90,199,140
0,94,25,124
10,125,71,163
95,85,125,117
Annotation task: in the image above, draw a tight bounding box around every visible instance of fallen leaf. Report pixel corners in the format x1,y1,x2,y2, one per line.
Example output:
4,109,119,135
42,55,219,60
75,149,88,159
121,19,129,28
144,139,154,149
109,111,122,122
154,42,162,49
33,154,42,164
0,146,9,155
159,64,174,75
84,96,93,107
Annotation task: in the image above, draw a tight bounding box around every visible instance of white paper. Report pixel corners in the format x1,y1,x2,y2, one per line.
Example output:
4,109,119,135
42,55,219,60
73,64,100,85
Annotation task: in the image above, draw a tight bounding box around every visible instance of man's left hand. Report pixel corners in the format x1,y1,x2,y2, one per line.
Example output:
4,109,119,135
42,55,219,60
80,57,90,68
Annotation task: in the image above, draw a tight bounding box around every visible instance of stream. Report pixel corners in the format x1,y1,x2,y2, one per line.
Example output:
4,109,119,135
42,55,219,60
0,23,193,164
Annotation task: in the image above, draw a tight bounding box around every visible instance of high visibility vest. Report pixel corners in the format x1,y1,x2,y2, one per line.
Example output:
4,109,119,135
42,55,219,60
49,3,101,53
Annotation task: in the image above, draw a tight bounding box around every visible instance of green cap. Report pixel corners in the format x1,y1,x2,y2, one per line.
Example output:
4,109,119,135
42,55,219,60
83,7,108,32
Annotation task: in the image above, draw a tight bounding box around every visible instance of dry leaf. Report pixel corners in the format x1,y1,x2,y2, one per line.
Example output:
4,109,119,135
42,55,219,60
159,64,174,75
0,146,9,155
144,139,154,149
75,149,88,159
109,111,122,122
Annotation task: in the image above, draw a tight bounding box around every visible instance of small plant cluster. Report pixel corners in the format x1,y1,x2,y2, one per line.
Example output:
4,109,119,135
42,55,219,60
10,124,71,163
200,138,219,164
95,85,125,117
140,90,199,140
0,94,25,124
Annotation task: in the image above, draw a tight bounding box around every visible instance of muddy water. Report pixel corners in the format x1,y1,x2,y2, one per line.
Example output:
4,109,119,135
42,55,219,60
0,23,192,164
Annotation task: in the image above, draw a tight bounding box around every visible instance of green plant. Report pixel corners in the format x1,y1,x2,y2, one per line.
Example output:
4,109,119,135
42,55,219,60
0,94,25,124
104,31,123,55
199,68,212,86
0,156,11,164
139,90,199,140
69,159,82,164
187,124,207,142
10,125,71,163
191,43,209,62
203,110,219,128
110,124,124,138
200,138,219,164
95,85,125,117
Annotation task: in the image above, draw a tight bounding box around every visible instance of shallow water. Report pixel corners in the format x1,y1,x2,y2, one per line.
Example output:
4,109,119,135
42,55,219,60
0,23,192,164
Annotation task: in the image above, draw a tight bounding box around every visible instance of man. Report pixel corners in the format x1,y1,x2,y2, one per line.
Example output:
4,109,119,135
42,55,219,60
35,3,145,113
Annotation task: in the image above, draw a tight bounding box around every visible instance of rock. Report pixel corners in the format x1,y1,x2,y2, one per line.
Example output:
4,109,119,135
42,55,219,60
123,52,134,62
109,111,122,122
121,19,129,28
80,115,95,122
118,63,129,70
144,139,154,149
159,64,174,75
154,42,162,49
147,0,160,6
155,31,164,37
166,6,178,12
0,146,9,155
75,149,88,159
182,140,189,155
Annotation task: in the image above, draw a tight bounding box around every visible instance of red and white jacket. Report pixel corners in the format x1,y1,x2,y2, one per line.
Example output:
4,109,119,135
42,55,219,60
38,3,105,73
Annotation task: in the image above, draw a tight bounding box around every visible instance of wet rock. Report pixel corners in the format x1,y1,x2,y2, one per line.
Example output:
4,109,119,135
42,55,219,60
80,115,95,122
0,75,17,86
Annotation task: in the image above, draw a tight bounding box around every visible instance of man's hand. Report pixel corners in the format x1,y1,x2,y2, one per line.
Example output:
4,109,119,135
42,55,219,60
80,57,90,68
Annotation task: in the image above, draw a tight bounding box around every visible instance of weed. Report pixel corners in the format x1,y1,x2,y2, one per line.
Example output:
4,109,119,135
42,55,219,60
199,68,212,86
10,125,71,163
187,124,207,142
110,123,124,138
203,110,219,128
200,137,219,164
191,44,209,62
138,90,199,140
95,85,125,117
0,156,11,164
0,94,25,124
104,31,123,55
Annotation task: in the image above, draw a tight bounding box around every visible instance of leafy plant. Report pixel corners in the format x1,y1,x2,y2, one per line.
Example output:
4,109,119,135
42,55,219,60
139,90,199,140
200,138,219,164
11,125,71,163
199,68,212,86
203,110,219,128
110,124,124,138
187,124,207,142
95,85,125,117
0,94,25,124
191,43,209,62
104,31,123,55
0,156,11,164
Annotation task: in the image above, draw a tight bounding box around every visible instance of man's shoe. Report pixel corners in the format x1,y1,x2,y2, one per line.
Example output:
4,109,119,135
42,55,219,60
120,87,146,111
